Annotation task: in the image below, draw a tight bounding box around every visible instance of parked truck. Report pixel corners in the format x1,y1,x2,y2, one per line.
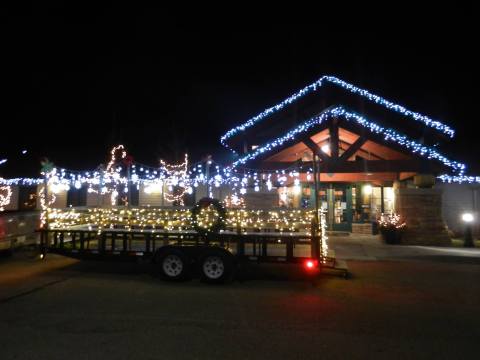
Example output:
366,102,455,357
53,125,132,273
0,211,39,254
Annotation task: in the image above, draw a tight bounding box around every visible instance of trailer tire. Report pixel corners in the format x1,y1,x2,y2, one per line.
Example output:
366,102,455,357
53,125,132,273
199,249,234,284
156,248,190,281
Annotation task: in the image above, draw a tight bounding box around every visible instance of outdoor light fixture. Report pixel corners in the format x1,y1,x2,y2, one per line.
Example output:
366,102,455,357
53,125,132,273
462,212,475,248
321,144,330,153
363,184,373,195
385,187,395,201
462,212,474,223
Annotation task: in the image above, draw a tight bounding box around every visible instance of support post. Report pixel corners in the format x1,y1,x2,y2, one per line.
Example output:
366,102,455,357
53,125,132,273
205,157,211,198
43,174,49,230
311,152,321,260
329,118,339,159
127,164,132,207
380,186,385,214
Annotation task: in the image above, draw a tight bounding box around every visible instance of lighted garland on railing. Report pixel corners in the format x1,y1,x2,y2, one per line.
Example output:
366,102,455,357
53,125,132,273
47,207,317,234
221,75,454,150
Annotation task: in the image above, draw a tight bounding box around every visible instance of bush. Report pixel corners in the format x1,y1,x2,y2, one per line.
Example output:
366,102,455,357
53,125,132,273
377,213,406,245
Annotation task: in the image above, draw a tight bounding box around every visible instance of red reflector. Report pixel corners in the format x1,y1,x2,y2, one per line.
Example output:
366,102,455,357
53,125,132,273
305,259,318,270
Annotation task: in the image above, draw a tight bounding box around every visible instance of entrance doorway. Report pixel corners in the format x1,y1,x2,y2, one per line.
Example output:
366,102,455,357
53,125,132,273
313,184,353,232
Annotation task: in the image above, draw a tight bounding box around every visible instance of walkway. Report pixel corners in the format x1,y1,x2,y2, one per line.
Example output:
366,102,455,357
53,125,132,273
329,234,480,261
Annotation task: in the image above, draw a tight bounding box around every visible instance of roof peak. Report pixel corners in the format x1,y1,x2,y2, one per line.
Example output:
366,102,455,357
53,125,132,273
221,75,455,152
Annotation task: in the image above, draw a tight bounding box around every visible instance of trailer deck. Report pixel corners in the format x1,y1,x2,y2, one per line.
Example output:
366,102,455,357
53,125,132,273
39,226,349,279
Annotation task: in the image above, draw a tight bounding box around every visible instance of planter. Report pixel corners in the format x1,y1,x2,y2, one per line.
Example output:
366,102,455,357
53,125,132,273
380,229,403,244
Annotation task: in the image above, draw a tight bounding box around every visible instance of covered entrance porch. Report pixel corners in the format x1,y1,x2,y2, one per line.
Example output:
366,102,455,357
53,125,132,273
306,182,394,232
240,116,445,234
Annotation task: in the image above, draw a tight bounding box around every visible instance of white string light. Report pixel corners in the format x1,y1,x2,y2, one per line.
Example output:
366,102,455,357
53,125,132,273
161,154,189,205
0,184,12,211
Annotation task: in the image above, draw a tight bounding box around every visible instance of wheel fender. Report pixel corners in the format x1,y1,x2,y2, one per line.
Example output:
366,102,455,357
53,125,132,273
198,247,235,264
152,246,180,264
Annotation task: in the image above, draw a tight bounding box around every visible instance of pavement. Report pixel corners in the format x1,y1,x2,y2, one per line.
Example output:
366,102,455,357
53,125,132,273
330,234,480,262
0,239,479,359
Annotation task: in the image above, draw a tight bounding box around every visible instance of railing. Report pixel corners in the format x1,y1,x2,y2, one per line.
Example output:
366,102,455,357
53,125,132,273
39,227,327,265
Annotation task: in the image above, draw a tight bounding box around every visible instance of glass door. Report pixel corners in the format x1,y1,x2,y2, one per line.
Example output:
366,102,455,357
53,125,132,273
313,184,352,232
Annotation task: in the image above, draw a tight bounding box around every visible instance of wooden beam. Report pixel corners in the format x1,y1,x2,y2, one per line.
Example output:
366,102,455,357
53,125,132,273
338,120,422,161
301,136,330,163
329,118,339,159
259,159,433,173
338,136,367,162
339,140,383,160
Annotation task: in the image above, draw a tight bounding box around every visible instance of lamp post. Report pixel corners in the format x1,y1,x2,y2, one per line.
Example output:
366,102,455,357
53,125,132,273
461,212,474,248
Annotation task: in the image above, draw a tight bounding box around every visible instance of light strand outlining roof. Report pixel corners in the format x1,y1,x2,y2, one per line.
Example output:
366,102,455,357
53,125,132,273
220,75,455,151
228,106,465,175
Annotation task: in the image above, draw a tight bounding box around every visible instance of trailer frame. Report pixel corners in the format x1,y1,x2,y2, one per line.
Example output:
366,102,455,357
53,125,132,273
39,226,349,282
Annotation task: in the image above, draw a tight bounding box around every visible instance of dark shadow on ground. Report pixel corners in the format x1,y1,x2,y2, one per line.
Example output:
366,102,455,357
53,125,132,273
42,254,334,285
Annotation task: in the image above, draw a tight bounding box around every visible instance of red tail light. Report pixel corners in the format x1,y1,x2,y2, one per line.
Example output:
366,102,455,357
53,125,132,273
304,259,318,270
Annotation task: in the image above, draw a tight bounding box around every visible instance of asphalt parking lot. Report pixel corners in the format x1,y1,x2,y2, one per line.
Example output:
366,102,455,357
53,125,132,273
1,244,480,360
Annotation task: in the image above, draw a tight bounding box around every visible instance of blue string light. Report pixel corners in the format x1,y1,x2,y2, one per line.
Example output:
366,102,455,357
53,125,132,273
0,178,44,186
229,106,465,175
437,174,480,184
221,75,455,151
0,77,475,190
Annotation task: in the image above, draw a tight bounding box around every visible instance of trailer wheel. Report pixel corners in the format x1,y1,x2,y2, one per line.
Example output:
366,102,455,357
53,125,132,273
199,249,234,284
156,249,190,281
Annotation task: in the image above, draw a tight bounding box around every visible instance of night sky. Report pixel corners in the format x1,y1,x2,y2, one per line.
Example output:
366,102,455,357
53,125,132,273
1,4,479,177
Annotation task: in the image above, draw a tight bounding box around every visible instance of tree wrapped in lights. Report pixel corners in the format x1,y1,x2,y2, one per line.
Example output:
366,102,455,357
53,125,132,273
319,209,329,258
39,166,57,228
160,154,189,205
105,145,128,206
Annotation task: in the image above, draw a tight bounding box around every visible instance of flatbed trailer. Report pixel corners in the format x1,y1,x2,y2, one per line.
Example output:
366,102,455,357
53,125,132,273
39,226,349,283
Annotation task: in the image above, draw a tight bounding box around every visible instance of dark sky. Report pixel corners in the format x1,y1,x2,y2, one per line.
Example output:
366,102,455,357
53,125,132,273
1,4,479,177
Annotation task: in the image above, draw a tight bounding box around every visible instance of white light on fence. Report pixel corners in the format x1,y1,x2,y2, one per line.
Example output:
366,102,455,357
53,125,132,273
462,213,474,223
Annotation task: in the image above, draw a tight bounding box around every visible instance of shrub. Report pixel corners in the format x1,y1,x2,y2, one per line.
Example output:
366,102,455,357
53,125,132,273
377,213,406,244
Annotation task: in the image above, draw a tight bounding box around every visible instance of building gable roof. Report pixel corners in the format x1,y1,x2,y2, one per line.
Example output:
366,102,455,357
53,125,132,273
229,106,465,176
221,75,455,153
